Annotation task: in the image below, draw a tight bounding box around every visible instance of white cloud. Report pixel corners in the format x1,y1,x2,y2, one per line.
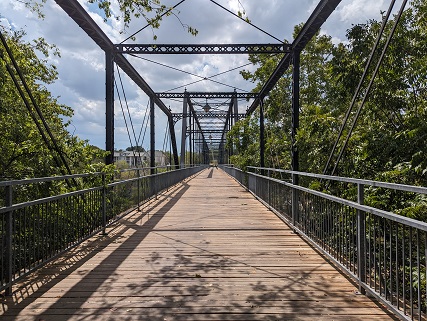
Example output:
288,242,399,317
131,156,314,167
1,0,395,152
338,0,385,23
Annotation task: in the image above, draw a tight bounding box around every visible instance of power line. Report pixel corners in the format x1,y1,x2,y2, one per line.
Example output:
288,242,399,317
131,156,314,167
129,53,249,92
120,0,187,43
209,0,284,43
164,53,280,92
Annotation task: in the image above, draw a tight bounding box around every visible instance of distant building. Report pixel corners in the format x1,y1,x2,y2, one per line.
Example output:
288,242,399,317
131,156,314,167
113,150,167,167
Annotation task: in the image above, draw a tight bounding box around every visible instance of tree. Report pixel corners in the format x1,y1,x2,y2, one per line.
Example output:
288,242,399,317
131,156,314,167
0,28,107,179
26,0,198,40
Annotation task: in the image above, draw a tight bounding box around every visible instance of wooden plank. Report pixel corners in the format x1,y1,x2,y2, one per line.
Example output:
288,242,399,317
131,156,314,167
0,169,397,320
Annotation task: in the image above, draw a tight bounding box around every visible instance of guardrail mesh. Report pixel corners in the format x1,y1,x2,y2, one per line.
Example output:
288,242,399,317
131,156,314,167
223,165,427,321
0,166,205,295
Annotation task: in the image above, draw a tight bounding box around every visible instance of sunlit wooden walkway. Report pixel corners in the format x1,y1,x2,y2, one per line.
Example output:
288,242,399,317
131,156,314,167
1,168,396,320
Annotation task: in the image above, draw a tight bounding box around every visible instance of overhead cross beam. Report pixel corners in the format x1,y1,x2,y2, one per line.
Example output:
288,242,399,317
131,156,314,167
172,112,245,122
157,92,259,99
55,0,181,168
246,0,342,115
116,43,291,54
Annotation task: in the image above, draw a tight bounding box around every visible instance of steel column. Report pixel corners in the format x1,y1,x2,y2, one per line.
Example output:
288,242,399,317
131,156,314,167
150,98,155,174
233,90,239,126
260,99,265,170
168,115,180,169
189,108,192,166
180,93,188,167
105,51,114,165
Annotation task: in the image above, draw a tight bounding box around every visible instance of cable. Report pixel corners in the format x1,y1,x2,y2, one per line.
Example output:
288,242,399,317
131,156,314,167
129,54,202,78
114,79,137,165
329,0,408,177
162,120,170,158
209,0,284,43
116,66,145,165
140,105,151,161
0,31,75,181
323,0,397,175
120,0,187,43
164,61,257,92
136,100,150,150
130,53,249,92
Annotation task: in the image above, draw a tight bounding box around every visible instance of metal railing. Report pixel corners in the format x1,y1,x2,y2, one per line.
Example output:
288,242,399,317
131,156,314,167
223,165,427,321
0,165,205,295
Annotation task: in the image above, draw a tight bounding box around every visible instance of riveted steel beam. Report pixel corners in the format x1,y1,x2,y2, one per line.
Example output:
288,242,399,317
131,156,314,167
157,92,258,99
54,0,171,117
172,112,245,121
116,43,291,55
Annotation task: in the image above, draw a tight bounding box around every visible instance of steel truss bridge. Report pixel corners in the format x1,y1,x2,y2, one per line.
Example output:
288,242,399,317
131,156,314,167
2,1,422,320
52,0,338,169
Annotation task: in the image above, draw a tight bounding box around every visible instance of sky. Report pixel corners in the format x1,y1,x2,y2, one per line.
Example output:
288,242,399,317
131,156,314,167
0,0,395,152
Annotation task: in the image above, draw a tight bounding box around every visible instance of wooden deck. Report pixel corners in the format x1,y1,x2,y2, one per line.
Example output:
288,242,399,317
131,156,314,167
1,168,397,320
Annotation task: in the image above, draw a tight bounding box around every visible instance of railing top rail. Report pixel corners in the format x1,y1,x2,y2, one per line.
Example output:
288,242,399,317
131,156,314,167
119,166,172,172
247,166,427,195
0,172,104,187
0,165,203,188
247,170,427,232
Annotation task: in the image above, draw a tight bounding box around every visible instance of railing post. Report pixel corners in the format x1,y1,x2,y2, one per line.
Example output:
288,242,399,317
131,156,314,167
267,169,271,205
5,185,13,296
357,183,366,295
137,169,141,212
101,173,107,235
291,174,299,228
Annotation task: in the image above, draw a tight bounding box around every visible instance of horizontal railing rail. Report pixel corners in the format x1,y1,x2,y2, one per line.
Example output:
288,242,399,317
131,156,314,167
223,165,427,321
0,165,206,295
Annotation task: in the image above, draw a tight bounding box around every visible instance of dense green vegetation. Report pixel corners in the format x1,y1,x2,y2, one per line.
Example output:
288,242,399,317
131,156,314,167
228,1,427,181
0,29,108,180
226,1,427,217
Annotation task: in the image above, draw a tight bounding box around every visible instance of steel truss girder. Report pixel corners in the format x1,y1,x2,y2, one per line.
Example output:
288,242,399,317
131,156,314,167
55,0,182,168
157,92,258,99
172,112,245,123
247,0,342,115
116,43,291,55
189,130,225,134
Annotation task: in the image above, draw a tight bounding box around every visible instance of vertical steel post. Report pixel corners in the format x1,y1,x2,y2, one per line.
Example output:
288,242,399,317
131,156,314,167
260,99,265,171
137,169,141,212
5,185,13,296
291,51,300,227
168,115,179,169
101,173,107,235
149,98,156,198
233,89,239,126
105,51,115,165
189,108,192,166
180,92,188,168
232,92,239,161
150,97,155,175
357,183,366,294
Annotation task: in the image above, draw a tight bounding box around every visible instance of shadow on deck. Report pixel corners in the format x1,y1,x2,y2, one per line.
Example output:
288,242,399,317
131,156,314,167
0,168,397,320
